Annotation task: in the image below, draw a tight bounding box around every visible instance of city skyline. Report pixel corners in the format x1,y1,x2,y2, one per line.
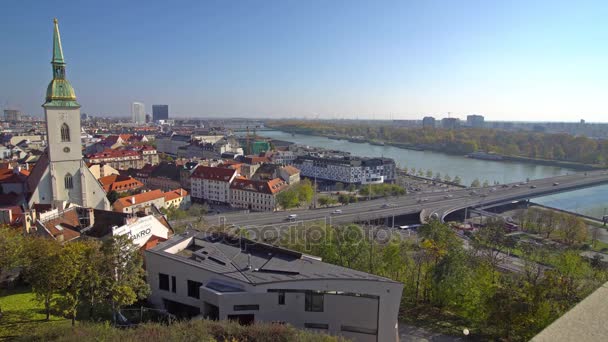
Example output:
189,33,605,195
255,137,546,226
1,0,607,122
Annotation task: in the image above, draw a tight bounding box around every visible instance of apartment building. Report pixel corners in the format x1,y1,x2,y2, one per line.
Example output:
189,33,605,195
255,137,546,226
190,166,237,204
145,232,403,342
85,146,159,170
293,155,395,184
164,188,190,210
113,189,166,214
229,178,288,211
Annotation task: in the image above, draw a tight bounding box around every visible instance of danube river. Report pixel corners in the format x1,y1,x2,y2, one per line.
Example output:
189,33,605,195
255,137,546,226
259,129,608,218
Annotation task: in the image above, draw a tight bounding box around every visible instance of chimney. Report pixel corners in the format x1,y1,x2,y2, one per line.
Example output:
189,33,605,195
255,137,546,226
87,208,95,227
131,196,136,204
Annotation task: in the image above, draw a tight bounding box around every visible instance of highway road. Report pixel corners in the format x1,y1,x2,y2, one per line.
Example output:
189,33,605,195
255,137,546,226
199,169,608,228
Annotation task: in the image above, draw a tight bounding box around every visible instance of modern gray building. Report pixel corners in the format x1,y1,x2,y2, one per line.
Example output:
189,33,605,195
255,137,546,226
441,117,460,129
4,109,22,122
153,104,169,122
145,232,403,342
466,114,484,128
422,116,436,128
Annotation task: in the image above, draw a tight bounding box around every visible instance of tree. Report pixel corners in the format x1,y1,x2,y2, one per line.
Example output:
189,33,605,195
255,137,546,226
471,178,481,187
106,190,120,204
560,215,587,245
453,175,462,185
296,180,314,204
100,235,150,320
277,190,299,209
443,174,452,182
0,226,25,273
25,238,63,320
318,196,337,207
56,241,96,326
472,219,509,271
435,172,441,180
337,194,351,205
482,180,489,187
347,184,357,192
426,170,433,178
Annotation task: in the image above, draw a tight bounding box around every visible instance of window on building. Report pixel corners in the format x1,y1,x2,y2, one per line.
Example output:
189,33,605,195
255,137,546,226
305,291,324,312
187,280,203,299
159,273,169,291
64,173,73,189
171,276,177,293
233,304,259,311
278,291,285,305
304,322,329,329
60,123,70,142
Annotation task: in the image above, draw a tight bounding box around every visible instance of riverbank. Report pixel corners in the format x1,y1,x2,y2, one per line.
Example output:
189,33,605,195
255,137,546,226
268,126,605,171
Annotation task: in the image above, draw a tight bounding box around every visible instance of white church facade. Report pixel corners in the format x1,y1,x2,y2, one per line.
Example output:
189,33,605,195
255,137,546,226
27,19,110,210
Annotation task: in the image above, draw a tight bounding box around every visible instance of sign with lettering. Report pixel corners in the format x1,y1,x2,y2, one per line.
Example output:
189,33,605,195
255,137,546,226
112,215,170,247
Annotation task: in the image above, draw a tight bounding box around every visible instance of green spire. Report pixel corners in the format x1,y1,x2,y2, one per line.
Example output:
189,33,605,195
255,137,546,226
44,18,79,108
52,18,65,65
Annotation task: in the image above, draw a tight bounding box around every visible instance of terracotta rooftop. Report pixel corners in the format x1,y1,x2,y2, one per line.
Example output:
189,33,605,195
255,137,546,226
281,165,300,176
191,166,236,182
0,168,29,183
230,177,288,195
164,188,189,202
87,148,140,159
114,189,165,209
98,174,144,193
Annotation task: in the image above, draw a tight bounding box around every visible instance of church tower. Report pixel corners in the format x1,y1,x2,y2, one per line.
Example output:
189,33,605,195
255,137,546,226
27,19,110,210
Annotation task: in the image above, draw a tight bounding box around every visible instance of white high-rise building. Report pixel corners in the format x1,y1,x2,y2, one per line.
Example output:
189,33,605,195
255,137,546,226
27,19,110,210
132,102,145,125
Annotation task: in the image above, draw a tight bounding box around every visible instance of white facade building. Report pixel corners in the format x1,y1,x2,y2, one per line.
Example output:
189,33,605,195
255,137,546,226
132,102,146,125
190,166,237,204
293,155,395,184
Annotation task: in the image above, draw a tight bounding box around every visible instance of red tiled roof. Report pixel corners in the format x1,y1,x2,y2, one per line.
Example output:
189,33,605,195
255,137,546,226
87,148,140,159
99,174,144,193
42,208,81,242
191,166,236,182
119,134,132,142
243,156,270,164
0,168,27,183
164,188,188,202
114,189,164,209
281,165,300,176
230,177,288,195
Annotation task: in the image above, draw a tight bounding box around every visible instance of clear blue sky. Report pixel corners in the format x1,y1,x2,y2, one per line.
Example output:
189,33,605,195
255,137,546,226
1,0,607,121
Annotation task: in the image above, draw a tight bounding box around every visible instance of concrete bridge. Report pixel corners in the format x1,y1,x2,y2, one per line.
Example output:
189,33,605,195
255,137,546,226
202,170,608,228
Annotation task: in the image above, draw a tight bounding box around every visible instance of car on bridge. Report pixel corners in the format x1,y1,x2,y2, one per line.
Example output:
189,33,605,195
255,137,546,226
331,209,343,215
553,182,560,186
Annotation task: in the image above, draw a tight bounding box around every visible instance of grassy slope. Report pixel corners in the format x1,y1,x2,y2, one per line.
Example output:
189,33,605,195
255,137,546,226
0,287,71,341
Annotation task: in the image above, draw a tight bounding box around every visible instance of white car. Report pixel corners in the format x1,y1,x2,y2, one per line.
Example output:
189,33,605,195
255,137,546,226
331,209,342,215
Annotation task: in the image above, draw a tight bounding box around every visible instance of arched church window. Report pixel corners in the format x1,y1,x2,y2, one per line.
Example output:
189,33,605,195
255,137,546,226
61,123,70,142
64,173,73,189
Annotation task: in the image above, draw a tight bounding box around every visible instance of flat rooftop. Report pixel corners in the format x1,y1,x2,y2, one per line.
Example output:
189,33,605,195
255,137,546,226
149,231,399,286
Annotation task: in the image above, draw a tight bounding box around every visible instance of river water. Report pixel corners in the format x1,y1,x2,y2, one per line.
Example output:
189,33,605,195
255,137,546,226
256,130,608,218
